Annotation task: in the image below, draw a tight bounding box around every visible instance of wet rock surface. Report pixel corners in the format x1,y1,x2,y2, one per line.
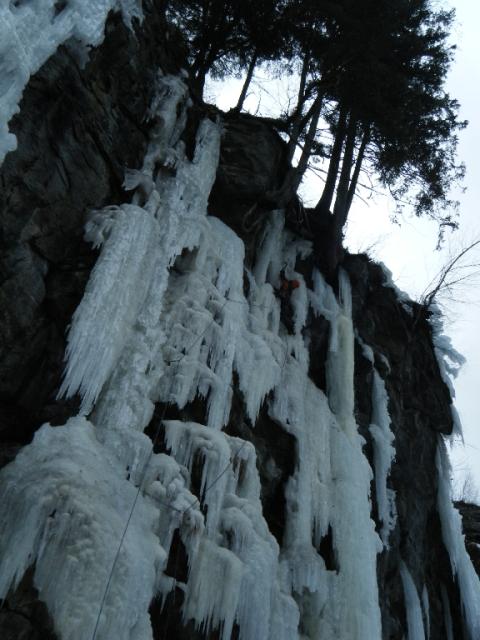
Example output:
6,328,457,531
456,501,480,576
0,569,57,640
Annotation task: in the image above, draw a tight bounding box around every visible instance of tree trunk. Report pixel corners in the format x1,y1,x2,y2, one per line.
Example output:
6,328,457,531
193,42,221,97
345,125,370,215
316,103,348,214
332,112,357,227
263,93,323,208
191,1,213,81
286,50,311,164
236,51,258,112
318,111,356,281
292,92,324,183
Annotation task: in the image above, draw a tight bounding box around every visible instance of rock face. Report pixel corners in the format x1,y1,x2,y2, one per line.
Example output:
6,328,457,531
0,6,477,640
457,502,480,575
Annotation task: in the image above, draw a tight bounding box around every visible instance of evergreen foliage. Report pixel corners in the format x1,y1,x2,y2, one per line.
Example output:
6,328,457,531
166,0,466,268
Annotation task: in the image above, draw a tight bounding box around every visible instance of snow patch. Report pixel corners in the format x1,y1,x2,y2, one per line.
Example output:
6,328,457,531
428,303,465,439
378,261,414,314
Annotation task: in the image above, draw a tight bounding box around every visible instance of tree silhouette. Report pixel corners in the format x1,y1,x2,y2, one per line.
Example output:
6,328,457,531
166,0,466,274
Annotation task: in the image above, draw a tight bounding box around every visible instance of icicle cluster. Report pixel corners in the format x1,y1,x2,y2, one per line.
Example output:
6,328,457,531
1,65,479,640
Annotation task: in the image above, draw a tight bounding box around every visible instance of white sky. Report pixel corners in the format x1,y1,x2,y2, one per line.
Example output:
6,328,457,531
208,0,480,500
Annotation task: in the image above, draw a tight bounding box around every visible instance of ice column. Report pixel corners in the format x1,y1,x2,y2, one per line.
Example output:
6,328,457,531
370,370,397,547
326,270,383,639
399,560,426,640
436,440,480,639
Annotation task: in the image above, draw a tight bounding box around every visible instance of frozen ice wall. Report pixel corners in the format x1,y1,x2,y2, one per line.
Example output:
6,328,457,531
0,72,217,640
0,59,479,640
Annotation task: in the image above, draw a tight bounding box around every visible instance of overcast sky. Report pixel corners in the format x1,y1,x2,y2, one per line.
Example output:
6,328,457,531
209,0,480,501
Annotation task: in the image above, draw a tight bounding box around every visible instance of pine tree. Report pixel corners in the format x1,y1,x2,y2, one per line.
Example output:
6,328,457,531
166,0,466,274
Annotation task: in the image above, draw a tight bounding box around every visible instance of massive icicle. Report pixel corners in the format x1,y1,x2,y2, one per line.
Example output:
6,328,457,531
436,440,480,639
357,337,397,547
325,272,383,639
369,370,397,547
59,74,220,428
58,205,163,415
399,560,426,640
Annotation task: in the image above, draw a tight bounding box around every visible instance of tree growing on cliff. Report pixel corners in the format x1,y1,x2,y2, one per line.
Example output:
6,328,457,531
166,0,289,95
307,0,466,271
166,0,465,274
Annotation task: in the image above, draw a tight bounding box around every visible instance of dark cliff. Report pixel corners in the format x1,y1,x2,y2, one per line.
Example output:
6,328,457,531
0,6,478,640
456,502,480,576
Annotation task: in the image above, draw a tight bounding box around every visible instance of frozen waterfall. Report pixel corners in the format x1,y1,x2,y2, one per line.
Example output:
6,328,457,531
0,65,479,640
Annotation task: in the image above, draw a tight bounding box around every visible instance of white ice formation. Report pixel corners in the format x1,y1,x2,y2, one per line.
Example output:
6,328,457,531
429,302,466,439
436,440,480,639
369,370,397,547
0,68,386,639
440,583,455,640
399,560,426,640
0,0,143,164
421,585,430,639
356,337,396,548
0,57,479,640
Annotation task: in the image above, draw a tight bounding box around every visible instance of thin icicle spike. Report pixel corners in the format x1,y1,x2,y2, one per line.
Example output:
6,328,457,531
400,560,426,640
421,585,431,639
440,584,455,640
370,369,397,547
